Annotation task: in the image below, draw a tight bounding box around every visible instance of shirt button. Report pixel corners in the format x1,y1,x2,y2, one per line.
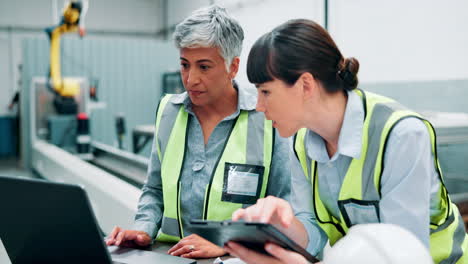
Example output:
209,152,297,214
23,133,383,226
192,161,205,171
327,162,333,168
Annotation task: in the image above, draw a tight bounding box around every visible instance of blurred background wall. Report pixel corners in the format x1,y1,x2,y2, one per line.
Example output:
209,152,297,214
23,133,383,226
0,0,467,159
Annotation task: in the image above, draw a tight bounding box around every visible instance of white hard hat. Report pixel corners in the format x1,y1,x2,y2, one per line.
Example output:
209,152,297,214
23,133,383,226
322,223,433,264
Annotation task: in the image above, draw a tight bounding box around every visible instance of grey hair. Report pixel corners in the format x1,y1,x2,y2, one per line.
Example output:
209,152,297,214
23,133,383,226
173,5,244,71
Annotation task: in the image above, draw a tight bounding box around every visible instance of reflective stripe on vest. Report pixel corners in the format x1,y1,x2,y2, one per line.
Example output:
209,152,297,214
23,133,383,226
154,94,273,242
294,89,467,263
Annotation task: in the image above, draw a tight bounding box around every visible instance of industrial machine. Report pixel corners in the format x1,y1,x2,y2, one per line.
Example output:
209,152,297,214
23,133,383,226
131,70,184,154
29,76,147,233
162,70,184,95
46,0,88,114
42,0,99,160
25,1,147,234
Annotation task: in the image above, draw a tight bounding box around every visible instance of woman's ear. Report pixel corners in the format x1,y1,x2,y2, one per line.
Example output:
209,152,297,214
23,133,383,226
300,72,316,100
229,57,240,79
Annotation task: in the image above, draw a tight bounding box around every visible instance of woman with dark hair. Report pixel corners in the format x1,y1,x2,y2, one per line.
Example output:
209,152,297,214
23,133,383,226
224,19,467,264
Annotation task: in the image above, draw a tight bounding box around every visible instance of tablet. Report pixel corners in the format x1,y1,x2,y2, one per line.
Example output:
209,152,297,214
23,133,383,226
189,220,319,263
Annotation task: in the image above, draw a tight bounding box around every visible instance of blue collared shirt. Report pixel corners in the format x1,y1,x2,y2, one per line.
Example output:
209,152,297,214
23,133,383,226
133,87,292,238
291,90,441,254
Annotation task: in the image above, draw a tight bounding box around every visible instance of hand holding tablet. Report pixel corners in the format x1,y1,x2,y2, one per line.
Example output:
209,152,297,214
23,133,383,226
189,220,319,263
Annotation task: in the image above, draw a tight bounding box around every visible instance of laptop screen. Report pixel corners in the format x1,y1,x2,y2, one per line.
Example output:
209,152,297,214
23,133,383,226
0,176,113,264
0,176,196,264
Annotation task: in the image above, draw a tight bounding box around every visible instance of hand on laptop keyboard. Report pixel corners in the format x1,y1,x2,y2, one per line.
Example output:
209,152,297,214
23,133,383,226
106,226,152,247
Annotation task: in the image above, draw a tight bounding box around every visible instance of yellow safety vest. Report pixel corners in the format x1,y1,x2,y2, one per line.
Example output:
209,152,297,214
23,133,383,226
154,94,273,242
294,89,467,263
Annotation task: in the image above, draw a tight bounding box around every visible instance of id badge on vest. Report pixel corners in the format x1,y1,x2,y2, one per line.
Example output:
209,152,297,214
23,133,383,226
222,162,265,204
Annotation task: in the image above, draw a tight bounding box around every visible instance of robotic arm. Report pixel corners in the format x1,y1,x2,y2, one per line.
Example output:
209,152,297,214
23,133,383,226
46,0,88,114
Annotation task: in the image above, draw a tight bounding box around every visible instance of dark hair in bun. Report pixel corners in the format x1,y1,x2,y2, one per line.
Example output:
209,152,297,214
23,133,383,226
247,19,360,93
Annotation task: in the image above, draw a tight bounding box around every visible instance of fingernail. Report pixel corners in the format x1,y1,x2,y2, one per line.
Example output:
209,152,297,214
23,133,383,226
266,244,274,251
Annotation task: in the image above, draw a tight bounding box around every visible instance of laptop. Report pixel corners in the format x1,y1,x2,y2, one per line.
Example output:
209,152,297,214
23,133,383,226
0,175,196,264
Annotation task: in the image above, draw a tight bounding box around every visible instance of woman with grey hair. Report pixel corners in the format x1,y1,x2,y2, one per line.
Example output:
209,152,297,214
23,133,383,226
106,5,293,259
